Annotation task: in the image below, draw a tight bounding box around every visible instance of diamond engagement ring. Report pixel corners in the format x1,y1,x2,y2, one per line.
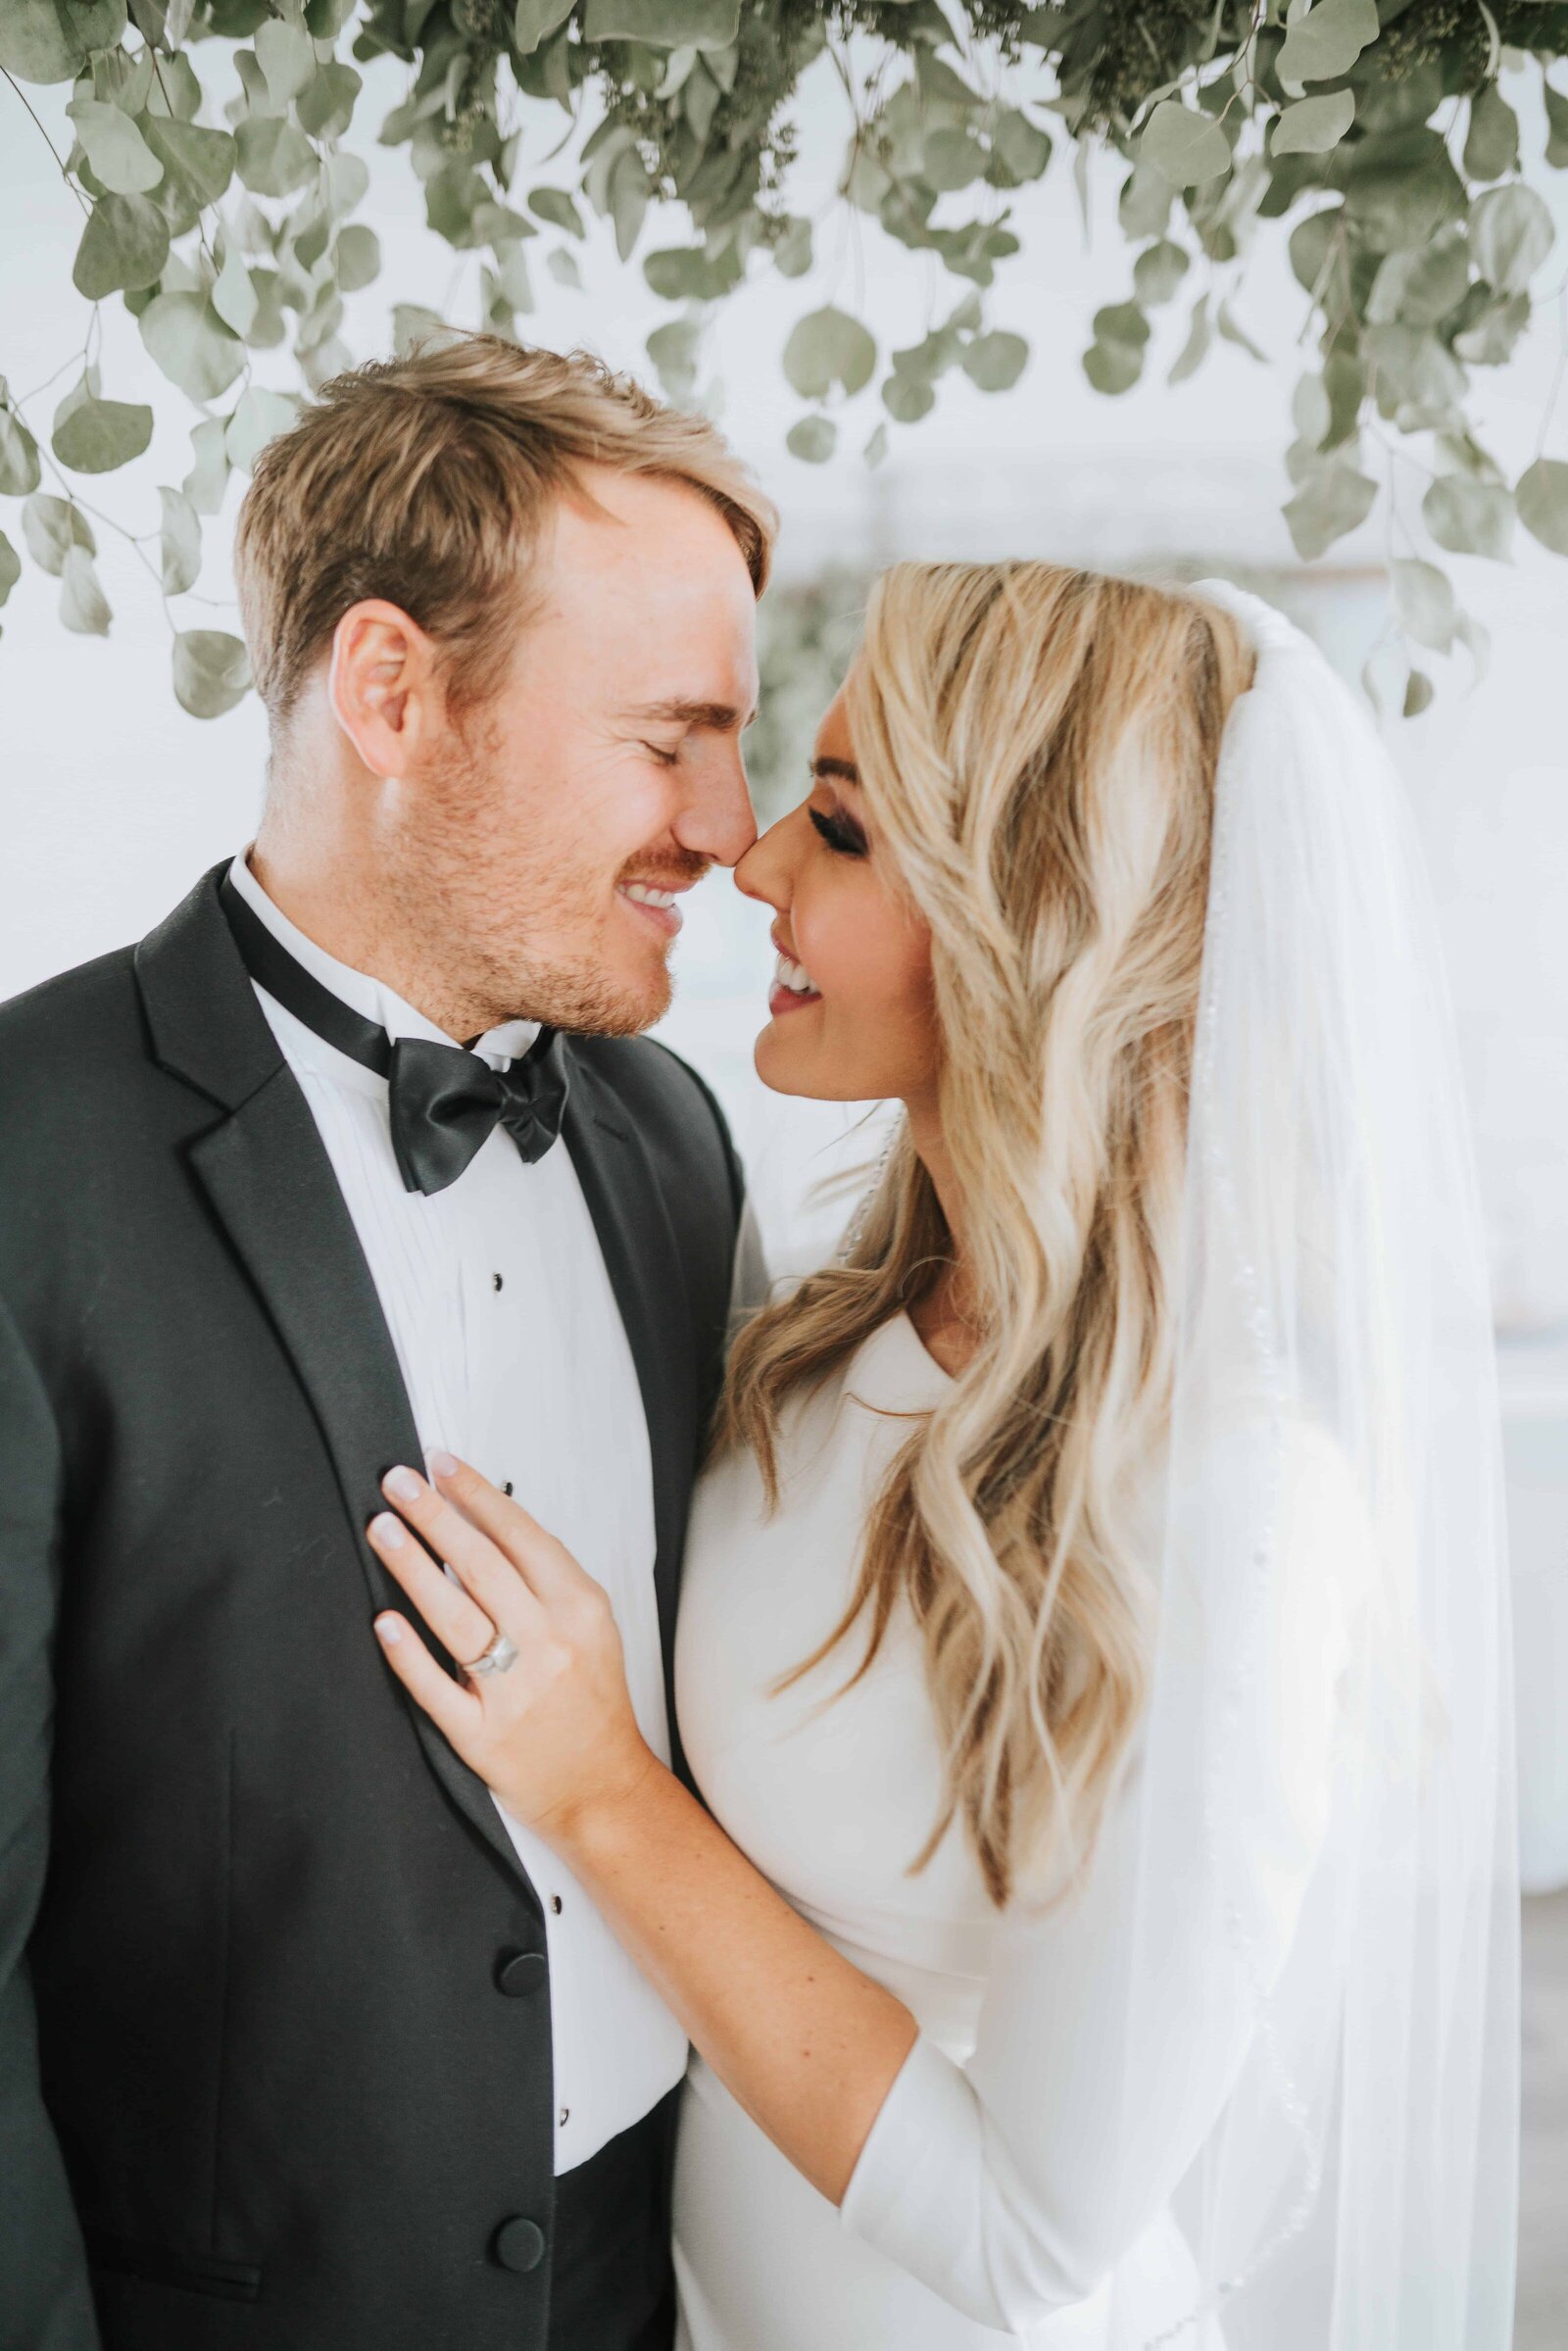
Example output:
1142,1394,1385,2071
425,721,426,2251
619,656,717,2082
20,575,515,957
466,1627,519,1679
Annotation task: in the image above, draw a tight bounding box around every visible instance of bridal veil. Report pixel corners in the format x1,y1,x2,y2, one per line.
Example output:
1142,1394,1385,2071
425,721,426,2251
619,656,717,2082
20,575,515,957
1085,580,1519,2348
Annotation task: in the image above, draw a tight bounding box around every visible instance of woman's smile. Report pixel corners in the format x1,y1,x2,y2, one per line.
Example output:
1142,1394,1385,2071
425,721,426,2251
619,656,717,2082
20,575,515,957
768,945,822,1017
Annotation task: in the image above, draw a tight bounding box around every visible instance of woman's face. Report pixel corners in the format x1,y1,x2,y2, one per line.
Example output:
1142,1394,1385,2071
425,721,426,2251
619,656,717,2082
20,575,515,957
734,687,938,1106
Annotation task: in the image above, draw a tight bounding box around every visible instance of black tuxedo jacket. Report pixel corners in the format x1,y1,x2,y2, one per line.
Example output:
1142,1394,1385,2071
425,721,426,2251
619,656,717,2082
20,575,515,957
0,866,746,2351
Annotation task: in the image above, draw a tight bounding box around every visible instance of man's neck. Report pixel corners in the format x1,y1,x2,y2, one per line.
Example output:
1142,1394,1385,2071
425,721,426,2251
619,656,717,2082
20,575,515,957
246,834,487,1041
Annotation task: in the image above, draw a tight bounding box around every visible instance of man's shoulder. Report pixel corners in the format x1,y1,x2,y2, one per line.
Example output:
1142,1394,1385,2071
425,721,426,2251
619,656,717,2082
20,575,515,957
0,943,143,1083
567,1032,743,1214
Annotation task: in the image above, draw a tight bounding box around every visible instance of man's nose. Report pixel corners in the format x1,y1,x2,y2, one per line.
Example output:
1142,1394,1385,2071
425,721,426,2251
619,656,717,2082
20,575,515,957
672,745,758,870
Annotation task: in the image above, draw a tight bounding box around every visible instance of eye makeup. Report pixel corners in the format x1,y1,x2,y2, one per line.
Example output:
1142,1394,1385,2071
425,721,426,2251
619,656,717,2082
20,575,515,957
808,802,868,858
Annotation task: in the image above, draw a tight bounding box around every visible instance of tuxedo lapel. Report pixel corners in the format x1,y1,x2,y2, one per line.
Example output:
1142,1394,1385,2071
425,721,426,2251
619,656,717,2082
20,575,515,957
137,866,543,1904
562,1051,700,1769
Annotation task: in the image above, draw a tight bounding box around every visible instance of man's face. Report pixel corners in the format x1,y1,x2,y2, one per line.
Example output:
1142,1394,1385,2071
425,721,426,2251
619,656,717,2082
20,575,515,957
408,465,760,1036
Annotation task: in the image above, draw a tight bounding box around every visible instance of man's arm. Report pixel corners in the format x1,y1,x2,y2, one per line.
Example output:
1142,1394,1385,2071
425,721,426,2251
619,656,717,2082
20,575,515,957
0,1296,99,2351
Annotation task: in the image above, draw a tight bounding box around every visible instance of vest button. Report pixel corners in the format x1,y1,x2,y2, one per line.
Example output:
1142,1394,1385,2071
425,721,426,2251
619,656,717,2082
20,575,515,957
494,2216,546,2274
496,1950,547,1997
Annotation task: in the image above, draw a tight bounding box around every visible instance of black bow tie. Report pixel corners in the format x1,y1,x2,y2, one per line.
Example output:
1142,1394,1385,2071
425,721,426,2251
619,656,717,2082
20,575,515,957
220,874,570,1197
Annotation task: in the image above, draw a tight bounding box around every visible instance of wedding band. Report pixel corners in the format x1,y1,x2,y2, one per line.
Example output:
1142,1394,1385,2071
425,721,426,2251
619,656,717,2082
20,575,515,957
466,1628,518,1680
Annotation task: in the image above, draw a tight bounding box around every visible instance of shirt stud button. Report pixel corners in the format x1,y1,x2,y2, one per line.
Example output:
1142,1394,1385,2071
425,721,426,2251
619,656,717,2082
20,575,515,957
558,2106,569,2128
550,1893,563,1915
492,1272,504,1291
503,1481,514,1497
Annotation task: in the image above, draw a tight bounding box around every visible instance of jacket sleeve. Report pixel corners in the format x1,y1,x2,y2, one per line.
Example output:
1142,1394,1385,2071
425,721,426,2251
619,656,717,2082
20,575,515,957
0,1294,99,2351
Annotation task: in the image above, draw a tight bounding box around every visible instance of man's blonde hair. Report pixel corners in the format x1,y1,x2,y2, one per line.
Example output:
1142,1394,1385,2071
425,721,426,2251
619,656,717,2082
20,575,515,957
234,333,777,736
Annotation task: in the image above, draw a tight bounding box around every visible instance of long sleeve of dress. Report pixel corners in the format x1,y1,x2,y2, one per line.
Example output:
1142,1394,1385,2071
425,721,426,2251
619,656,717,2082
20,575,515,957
839,1424,1366,2334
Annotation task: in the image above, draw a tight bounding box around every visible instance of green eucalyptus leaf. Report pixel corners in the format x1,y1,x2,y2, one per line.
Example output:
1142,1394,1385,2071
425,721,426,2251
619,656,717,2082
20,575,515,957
66,97,164,194
212,236,260,338
142,117,235,208
1132,239,1189,306
1403,668,1434,718
255,16,314,105
1283,462,1377,561
158,482,201,594
73,190,169,296
1516,456,1568,555
393,303,452,357
334,222,381,291
60,544,111,635
990,107,1051,185
0,409,43,497
1464,82,1519,183
1168,292,1212,385
647,317,702,400
786,415,837,463
783,306,877,401
773,217,812,278
1275,0,1378,85
296,62,362,141
531,187,585,236
1272,90,1354,157
882,370,936,422
0,528,20,608
139,291,247,401
960,329,1028,392
922,127,985,192
224,386,296,471
0,0,125,84
548,246,583,289
1083,301,1150,396
581,0,740,48
1140,100,1231,188
173,628,251,718
1392,556,1456,653
1366,233,1469,329
322,151,368,217
51,377,154,473
491,244,534,312
513,0,575,55
1421,473,1514,561
236,116,318,197
1118,164,1173,241
1452,290,1531,366
183,416,230,515
23,492,95,575
1344,131,1464,254
609,147,650,260
1470,184,1554,294
864,421,888,467
1545,78,1568,170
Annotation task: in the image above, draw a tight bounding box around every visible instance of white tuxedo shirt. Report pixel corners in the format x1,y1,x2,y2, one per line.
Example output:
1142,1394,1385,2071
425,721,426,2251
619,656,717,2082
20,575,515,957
228,853,688,2173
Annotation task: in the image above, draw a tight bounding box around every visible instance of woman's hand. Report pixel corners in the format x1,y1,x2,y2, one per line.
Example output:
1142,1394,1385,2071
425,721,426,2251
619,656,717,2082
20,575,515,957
368,1453,659,1843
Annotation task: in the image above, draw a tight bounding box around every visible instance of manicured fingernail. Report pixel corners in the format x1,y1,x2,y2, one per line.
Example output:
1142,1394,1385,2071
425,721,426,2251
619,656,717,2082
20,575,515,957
384,1466,422,1502
370,1511,406,1548
426,1449,459,1480
375,1615,404,1645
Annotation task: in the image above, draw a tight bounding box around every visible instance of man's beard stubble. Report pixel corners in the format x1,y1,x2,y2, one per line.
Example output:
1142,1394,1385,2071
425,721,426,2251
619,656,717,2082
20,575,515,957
396,716,709,1040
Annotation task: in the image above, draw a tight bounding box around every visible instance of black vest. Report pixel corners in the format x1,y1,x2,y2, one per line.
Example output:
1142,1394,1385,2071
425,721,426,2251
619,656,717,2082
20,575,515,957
0,864,744,2351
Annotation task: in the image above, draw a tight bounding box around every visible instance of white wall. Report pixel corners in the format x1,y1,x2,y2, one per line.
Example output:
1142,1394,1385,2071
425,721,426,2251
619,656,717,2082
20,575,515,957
3,50,1566,1307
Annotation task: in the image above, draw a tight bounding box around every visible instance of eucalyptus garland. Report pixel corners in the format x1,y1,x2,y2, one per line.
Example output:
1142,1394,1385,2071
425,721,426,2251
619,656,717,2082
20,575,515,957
4,0,1568,715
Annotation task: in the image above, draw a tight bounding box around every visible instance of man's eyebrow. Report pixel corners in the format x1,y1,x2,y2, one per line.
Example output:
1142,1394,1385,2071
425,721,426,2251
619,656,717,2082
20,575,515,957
624,697,759,729
811,755,861,787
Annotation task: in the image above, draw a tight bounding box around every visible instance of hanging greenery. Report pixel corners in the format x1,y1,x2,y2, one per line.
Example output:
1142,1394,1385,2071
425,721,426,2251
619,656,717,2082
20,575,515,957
4,0,1568,715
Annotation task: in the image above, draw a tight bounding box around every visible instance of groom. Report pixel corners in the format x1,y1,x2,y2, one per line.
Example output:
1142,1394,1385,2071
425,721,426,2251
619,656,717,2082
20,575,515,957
0,338,773,2351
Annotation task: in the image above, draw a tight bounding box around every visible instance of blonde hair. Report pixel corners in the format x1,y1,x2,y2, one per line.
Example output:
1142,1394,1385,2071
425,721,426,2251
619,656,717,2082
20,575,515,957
718,562,1256,1907
235,333,777,736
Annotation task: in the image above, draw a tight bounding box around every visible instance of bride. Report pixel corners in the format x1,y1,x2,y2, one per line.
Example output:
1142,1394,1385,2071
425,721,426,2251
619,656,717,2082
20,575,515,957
365,564,1518,2349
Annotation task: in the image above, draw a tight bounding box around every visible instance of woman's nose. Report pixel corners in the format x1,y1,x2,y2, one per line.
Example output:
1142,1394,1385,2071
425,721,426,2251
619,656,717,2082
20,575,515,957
734,811,791,909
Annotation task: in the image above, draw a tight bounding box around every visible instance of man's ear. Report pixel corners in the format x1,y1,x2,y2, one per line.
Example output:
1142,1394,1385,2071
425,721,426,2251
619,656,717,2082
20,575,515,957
327,600,440,777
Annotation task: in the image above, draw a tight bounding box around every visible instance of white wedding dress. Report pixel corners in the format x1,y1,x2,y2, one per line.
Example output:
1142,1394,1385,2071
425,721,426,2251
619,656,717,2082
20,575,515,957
670,1310,1367,2351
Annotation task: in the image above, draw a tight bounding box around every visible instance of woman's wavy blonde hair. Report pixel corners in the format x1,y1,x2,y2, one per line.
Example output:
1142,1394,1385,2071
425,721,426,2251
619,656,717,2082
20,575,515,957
716,560,1256,1909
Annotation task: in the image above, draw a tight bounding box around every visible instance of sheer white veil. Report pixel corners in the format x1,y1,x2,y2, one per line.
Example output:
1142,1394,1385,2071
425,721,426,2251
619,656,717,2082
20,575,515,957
1099,579,1519,2348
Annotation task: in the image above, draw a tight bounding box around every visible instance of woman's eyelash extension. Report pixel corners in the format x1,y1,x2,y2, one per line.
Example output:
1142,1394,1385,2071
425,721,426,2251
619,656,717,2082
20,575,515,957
808,805,867,857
